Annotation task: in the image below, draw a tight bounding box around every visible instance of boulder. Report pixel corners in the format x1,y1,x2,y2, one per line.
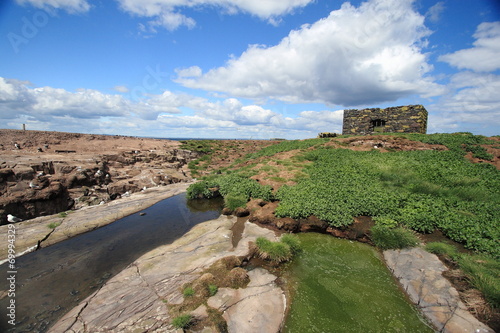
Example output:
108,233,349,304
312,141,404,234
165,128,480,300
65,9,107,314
13,165,34,180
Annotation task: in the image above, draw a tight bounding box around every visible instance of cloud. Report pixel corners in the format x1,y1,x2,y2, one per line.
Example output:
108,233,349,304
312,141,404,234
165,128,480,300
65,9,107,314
1,76,348,138
116,0,314,31
439,21,500,72
431,21,500,134
175,66,202,78
437,71,500,113
114,85,130,93
176,0,444,106
425,1,445,23
15,0,91,13
0,77,185,121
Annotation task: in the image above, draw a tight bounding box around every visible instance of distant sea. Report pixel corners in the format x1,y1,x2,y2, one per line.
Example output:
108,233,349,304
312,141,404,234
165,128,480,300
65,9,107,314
151,137,281,141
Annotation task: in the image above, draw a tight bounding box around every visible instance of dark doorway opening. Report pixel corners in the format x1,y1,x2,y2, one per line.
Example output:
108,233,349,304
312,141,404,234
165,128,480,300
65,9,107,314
371,119,386,132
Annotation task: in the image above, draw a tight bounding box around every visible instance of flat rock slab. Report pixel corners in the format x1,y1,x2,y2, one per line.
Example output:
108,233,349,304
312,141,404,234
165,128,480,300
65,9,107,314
384,247,494,333
207,268,285,333
0,183,191,262
49,217,282,332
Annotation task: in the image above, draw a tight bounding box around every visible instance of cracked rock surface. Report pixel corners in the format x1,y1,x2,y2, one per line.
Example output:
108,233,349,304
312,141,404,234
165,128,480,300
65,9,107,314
207,268,285,333
49,216,283,332
384,247,494,333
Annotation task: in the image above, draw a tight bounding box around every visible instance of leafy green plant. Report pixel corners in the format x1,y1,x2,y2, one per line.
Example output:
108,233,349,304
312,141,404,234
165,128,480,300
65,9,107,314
58,212,68,218
272,138,499,257
171,314,193,329
186,180,218,199
370,225,419,250
187,174,273,203
373,216,398,228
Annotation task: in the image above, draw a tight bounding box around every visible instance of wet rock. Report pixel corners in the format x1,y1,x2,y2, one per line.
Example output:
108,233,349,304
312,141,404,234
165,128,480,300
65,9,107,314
384,247,494,333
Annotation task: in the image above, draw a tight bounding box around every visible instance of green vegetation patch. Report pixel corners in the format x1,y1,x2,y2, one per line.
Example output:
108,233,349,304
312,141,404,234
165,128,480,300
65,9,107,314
182,286,195,297
425,242,460,258
187,174,273,207
274,133,499,257
459,254,500,308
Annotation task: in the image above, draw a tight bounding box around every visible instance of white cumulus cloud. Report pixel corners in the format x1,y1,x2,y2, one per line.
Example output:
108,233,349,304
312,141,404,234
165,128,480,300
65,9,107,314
15,0,91,13
176,0,444,106
116,0,314,31
439,21,500,72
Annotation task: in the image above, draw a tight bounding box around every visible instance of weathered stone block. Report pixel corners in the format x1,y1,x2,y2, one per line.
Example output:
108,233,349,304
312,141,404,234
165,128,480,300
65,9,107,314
342,105,428,135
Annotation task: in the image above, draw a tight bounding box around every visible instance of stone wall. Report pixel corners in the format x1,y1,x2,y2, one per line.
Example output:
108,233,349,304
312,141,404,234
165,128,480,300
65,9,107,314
342,105,428,135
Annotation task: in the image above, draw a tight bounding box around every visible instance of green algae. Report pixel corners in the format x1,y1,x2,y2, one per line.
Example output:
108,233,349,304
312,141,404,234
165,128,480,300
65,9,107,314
282,233,434,332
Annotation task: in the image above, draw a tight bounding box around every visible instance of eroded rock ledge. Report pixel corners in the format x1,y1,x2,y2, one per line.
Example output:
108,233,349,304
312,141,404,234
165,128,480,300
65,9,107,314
384,248,494,333
49,215,285,333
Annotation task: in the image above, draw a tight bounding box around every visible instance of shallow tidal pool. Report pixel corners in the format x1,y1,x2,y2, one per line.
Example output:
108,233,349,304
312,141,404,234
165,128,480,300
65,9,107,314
282,233,434,333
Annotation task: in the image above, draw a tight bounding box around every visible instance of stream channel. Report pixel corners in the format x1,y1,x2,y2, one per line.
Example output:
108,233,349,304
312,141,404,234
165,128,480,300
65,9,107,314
0,193,223,333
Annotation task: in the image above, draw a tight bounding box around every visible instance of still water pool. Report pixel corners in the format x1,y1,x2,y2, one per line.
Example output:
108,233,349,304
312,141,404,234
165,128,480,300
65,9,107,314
282,233,434,333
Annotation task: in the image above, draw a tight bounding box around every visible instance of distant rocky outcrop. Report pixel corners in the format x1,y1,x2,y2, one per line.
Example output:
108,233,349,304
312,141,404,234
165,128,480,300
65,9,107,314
0,130,201,225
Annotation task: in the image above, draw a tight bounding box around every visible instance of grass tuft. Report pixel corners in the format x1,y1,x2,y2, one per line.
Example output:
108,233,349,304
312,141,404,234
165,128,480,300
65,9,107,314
370,225,419,250
255,236,301,263
171,314,193,329
183,286,195,297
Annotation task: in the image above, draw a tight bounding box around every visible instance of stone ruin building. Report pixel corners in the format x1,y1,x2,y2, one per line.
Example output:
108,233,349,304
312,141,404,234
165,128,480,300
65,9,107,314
342,105,428,135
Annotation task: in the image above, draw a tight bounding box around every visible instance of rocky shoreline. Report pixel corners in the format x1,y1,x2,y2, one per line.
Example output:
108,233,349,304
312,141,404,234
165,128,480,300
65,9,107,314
0,129,198,225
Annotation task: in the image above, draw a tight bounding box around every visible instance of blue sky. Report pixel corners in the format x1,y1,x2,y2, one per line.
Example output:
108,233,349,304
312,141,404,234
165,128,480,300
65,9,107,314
0,0,499,139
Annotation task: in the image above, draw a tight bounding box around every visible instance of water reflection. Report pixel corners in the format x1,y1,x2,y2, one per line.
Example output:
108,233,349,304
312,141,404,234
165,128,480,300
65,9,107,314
0,193,222,332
